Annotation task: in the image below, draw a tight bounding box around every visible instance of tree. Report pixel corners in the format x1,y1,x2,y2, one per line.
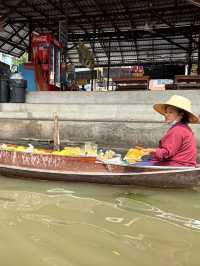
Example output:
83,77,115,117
12,52,28,66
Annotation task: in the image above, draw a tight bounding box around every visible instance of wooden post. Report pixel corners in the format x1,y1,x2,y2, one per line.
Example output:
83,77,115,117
107,37,111,91
28,22,32,61
197,33,200,75
187,37,193,75
53,112,60,150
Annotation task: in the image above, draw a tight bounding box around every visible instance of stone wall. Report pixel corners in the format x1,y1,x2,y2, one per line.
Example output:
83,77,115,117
0,90,199,154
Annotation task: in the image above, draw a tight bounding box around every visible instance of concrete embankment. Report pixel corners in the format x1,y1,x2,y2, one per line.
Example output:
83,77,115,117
0,90,199,155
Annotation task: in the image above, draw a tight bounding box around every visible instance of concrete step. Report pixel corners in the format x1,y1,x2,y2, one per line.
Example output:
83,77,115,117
25,90,200,104
0,100,199,121
0,103,161,121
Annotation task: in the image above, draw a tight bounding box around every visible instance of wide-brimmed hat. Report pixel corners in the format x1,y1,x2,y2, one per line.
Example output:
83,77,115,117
153,95,199,123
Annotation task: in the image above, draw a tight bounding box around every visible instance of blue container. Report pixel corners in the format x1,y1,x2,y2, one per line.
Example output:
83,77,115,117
18,64,37,91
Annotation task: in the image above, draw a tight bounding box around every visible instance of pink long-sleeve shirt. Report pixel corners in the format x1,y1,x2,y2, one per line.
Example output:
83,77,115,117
151,122,197,167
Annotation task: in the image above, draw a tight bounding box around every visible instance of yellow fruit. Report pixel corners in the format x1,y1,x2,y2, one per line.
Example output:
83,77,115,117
5,147,16,152
126,158,137,163
15,146,27,152
124,148,145,162
52,147,83,156
52,151,60,155
97,149,116,160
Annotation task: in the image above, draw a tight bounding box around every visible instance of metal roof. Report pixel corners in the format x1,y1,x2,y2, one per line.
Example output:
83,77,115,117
0,0,200,67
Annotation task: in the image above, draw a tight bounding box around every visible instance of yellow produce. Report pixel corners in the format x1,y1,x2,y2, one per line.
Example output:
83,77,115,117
15,146,27,152
98,149,116,160
32,148,50,154
0,144,17,152
51,151,61,155
52,147,83,156
5,146,17,152
124,148,145,163
125,158,137,164
0,143,92,158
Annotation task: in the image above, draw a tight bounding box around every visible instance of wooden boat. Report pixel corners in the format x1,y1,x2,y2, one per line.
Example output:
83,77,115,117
0,149,199,188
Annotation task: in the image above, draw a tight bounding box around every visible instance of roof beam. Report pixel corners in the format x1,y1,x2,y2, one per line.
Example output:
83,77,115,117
153,31,188,51
0,34,25,52
1,0,27,18
117,0,139,61
8,31,29,54
9,23,28,48
0,22,26,49
149,8,198,47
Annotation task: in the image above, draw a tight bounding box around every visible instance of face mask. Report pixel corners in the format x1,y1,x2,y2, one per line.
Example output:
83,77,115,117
166,120,178,127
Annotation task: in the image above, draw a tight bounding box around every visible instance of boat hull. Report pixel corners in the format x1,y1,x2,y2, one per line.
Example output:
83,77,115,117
0,163,200,188
0,150,199,188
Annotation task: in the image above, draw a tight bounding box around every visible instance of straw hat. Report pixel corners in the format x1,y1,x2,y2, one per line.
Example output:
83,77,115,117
153,95,199,123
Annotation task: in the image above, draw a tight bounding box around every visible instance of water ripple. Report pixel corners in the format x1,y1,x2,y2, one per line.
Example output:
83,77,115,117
116,197,200,232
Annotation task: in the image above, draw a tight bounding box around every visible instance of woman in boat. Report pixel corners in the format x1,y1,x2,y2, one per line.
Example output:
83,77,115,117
142,95,199,167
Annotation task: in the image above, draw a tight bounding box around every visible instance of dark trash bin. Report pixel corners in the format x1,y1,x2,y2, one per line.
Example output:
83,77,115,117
0,78,9,102
9,78,27,103
9,78,27,88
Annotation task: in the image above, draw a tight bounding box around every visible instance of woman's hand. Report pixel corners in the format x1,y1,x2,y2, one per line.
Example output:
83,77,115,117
142,148,156,155
134,146,156,155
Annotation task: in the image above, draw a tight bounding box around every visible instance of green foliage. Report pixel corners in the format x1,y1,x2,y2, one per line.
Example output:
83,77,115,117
12,52,28,66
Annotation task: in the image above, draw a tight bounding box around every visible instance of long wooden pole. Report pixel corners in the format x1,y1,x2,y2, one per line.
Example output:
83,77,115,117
53,112,60,150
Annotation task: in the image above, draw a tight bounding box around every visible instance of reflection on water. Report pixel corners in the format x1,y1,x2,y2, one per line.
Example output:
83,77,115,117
0,176,199,265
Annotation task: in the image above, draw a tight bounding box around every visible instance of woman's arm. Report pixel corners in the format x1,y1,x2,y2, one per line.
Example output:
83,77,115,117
153,127,183,161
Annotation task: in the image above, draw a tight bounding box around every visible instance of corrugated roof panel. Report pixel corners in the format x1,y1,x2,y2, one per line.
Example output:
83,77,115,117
0,0,198,66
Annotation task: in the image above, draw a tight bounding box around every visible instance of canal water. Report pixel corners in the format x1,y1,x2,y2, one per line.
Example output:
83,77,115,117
0,176,200,266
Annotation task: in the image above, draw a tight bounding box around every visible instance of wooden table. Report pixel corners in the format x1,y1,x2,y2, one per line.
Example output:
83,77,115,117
173,75,200,90
175,75,200,83
112,76,150,90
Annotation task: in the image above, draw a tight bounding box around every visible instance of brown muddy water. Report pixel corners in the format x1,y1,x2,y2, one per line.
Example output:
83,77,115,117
0,175,199,266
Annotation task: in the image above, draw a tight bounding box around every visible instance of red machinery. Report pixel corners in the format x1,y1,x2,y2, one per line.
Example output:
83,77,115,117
32,34,63,91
